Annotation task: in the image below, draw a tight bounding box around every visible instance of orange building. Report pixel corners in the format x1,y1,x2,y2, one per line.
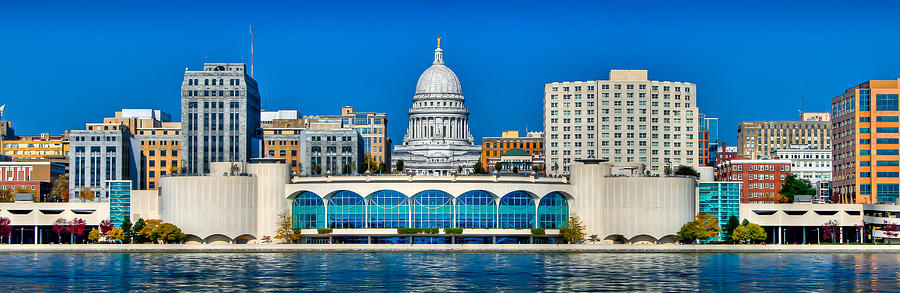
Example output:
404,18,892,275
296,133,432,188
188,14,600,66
832,79,900,204
135,123,181,190
481,131,543,171
0,133,69,161
260,118,307,176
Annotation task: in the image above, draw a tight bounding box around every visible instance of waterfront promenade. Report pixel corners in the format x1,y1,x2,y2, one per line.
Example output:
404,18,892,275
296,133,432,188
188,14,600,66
1,244,899,253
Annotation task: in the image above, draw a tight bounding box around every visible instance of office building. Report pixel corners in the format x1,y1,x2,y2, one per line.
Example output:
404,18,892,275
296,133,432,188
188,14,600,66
698,181,741,242
102,109,181,190
736,115,831,159
801,112,831,122
544,70,699,175
0,161,65,202
0,133,69,161
481,130,544,172
339,106,390,166
260,117,306,176
816,181,832,203
716,159,791,203
832,79,900,204
773,145,832,185
299,129,363,176
392,40,481,175
68,123,141,201
108,180,131,226
699,114,719,166
181,63,261,174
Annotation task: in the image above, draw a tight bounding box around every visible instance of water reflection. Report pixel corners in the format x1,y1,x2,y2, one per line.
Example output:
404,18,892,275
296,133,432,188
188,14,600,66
0,252,898,291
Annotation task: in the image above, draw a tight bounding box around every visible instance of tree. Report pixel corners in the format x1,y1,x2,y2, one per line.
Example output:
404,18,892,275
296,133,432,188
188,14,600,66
724,216,740,242
107,228,125,243
473,161,485,174
0,217,11,243
169,165,179,175
732,222,767,244
50,174,69,202
494,162,503,173
678,221,704,243
150,223,186,244
68,218,86,243
132,218,146,243
121,217,133,244
822,219,840,243
53,218,67,244
746,223,767,243
274,212,299,244
560,216,586,243
138,219,162,243
397,160,404,172
99,219,114,237
88,229,100,243
588,234,600,244
314,163,322,175
779,174,815,203
673,165,700,177
512,166,519,174
78,187,95,202
696,213,722,240
0,190,13,203
732,225,751,243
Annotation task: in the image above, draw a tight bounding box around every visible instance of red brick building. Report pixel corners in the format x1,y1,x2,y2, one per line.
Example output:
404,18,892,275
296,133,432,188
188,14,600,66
0,162,66,201
715,159,791,203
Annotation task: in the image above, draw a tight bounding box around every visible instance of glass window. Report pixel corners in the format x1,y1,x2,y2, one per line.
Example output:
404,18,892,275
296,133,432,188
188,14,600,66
861,184,871,195
367,190,409,228
292,191,325,229
859,89,871,111
537,192,569,229
411,190,453,228
877,150,900,155
328,191,365,228
498,191,535,229
876,94,899,111
877,128,899,133
456,190,497,228
877,116,899,122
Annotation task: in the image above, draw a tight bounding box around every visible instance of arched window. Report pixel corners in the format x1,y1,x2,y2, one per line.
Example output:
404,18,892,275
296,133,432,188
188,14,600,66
292,191,325,229
456,190,496,228
538,192,569,229
411,190,453,228
328,191,365,228
498,191,535,229
367,190,409,228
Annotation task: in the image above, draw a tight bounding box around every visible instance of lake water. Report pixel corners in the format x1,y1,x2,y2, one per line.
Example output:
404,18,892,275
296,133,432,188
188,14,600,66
0,252,898,291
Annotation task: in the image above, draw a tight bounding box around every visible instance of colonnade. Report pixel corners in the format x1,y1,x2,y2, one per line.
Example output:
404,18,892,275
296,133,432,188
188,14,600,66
408,115,469,140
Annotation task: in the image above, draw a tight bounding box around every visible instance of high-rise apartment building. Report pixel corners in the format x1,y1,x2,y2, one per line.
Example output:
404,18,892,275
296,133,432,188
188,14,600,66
544,70,698,175
832,79,900,204
181,63,260,174
736,115,831,160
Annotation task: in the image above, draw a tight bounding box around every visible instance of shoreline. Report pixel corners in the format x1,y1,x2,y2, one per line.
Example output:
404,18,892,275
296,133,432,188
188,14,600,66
0,244,899,253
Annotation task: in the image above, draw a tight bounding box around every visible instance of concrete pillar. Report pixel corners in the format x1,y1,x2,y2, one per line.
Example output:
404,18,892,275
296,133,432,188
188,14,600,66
803,227,807,244
777,226,781,244
34,226,38,244
840,227,844,243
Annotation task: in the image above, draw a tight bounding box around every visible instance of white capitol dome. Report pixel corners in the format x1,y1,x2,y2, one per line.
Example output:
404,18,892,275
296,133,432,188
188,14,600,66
415,48,462,96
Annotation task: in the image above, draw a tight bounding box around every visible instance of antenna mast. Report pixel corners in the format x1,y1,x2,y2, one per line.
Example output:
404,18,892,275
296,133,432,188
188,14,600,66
798,91,806,119
250,25,254,77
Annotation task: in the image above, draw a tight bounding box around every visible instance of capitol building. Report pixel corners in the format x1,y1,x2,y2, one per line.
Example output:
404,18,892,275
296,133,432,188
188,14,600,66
391,39,482,175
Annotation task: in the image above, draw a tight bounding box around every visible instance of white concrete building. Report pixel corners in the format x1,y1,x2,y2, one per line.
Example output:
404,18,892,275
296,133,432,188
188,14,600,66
774,145,832,185
391,40,481,176
544,70,699,175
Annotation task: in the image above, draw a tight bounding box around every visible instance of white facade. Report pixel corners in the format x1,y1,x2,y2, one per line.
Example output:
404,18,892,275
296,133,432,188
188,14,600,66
544,70,699,175
391,41,481,176
261,110,300,122
774,146,832,185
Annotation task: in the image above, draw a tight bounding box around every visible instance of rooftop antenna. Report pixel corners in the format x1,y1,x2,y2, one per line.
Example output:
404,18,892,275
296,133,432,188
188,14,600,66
250,25,254,78
798,91,806,120
0,104,6,122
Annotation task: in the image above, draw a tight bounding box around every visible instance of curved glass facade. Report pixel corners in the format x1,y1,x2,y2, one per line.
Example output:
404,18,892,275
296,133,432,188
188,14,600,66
292,191,326,229
328,191,366,228
498,191,535,228
537,192,569,229
367,190,409,228
411,190,453,228
456,190,496,228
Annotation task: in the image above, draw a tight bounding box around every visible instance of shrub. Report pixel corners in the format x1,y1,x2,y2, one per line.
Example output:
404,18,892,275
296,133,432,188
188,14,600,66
444,228,463,235
531,228,546,235
317,228,333,234
424,228,439,234
397,228,423,235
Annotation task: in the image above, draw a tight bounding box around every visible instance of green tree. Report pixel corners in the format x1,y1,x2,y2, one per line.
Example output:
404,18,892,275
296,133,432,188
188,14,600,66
138,219,162,242
121,217,133,244
494,162,503,173
678,213,722,243
724,216,740,242
674,165,700,177
88,228,100,243
274,212,299,244
732,222,767,243
779,174,815,203
397,160,404,172
473,161,485,174
50,174,69,202
0,190,13,203
150,223,186,244
560,216,586,243
314,163,322,175
512,166,519,174
678,221,704,243
131,218,146,243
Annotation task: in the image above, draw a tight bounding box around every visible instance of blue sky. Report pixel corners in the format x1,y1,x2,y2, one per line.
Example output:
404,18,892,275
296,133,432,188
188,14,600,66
3,1,900,146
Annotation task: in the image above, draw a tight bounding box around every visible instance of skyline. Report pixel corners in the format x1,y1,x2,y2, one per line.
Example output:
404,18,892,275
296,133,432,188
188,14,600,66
4,1,900,146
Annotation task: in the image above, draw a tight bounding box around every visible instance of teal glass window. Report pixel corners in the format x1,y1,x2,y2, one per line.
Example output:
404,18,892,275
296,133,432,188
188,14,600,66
860,89,871,111
877,184,899,203
328,191,366,228
861,139,871,144
861,150,871,155
877,116,899,122
877,172,899,177
876,94,899,111
878,138,899,144
861,161,871,166
538,192,569,229
861,184,872,195
860,117,871,122
877,150,899,155
877,161,899,166
293,191,325,229
861,128,871,133
456,190,497,228
367,190,409,228
499,191,535,229
861,172,871,178
411,190,453,228
877,128,899,133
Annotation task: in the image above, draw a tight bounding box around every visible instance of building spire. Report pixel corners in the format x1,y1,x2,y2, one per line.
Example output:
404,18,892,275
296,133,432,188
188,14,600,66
433,37,444,65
